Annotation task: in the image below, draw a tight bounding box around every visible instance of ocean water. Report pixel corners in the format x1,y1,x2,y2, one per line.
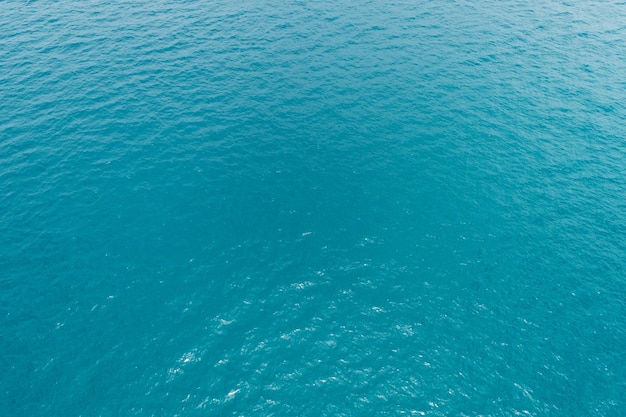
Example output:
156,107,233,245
1,0,625,415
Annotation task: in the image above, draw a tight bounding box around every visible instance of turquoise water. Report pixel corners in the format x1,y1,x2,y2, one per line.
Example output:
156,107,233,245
2,0,626,415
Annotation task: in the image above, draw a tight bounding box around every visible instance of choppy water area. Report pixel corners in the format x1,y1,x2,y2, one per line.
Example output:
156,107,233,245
2,0,625,415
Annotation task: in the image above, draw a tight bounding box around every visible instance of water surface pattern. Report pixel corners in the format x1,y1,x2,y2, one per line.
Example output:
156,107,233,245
1,0,625,415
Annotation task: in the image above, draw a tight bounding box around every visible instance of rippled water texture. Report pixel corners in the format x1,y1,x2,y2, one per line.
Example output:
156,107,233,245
1,0,625,415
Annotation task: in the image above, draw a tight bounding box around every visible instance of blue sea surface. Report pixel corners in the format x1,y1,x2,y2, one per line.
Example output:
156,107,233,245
1,0,625,415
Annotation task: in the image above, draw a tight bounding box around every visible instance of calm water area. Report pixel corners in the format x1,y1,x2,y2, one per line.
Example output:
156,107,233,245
1,0,625,415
